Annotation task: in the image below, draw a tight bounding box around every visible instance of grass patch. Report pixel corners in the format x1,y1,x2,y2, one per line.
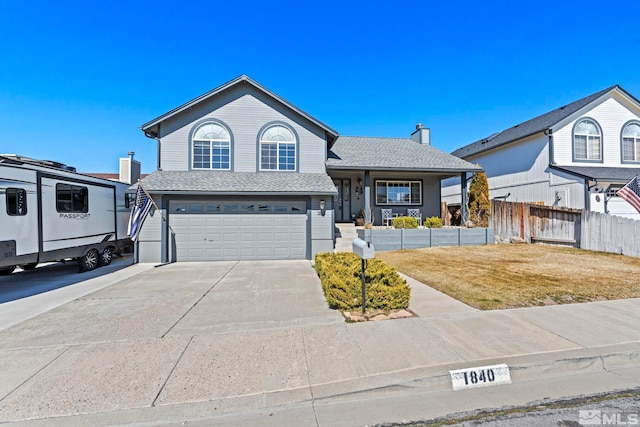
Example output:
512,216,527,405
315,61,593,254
376,244,640,310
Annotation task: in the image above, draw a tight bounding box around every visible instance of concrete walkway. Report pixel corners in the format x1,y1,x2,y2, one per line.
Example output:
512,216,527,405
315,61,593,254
0,260,639,426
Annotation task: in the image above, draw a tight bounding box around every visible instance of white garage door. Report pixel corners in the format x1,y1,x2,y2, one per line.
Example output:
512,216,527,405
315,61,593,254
169,201,308,261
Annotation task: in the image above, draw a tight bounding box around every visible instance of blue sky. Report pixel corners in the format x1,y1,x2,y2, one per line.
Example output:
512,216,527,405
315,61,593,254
2,0,639,174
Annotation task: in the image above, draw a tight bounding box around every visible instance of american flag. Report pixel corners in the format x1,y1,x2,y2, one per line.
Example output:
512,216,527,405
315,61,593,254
127,184,153,242
617,176,640,214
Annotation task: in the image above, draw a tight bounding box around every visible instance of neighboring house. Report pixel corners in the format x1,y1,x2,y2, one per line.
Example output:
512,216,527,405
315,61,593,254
137,75,480,263
443,85,640,220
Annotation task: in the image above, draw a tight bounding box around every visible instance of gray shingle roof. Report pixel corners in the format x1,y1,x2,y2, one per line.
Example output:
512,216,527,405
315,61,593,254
550,165,640,182
452,85,620,158
138,171,337,195
326,136,481,172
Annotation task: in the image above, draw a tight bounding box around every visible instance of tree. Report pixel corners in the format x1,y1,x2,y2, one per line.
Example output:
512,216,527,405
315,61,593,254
468,167,490,227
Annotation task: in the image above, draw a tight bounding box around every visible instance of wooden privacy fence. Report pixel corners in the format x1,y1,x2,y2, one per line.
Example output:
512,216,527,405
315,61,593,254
491,200,640,257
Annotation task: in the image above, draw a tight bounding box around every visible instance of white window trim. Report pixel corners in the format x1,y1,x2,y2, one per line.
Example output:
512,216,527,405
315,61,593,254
376,180,422,205
622,122,640,162
193,139,231,170
573,119,602,161
191,122,232,170
259,125,297,172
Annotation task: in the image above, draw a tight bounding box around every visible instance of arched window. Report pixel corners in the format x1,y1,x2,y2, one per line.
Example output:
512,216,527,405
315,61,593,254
192,122,231,170
259,124,297,171
573,118,602,161
622,121,640,162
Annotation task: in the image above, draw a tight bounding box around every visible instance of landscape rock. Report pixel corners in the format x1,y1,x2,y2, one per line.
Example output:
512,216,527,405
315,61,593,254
510,236,526,244
389,310,414,319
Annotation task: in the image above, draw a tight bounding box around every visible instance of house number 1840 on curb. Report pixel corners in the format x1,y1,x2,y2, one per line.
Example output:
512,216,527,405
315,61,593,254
450,363,511,391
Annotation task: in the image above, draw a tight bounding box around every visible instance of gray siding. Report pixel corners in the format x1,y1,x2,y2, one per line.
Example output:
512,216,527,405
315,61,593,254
369,171,441,225
310,196,333,257
329,171,442,226
158,84,327,173
137,198,163,263
442,134,586,208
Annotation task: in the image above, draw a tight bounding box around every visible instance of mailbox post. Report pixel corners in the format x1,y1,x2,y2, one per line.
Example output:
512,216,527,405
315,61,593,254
352,238,375,314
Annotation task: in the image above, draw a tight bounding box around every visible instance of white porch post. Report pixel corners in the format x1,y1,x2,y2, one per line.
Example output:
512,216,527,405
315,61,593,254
364,170,371,223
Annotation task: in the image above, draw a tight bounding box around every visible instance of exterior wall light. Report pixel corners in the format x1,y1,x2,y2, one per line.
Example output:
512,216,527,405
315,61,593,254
319,199,326,216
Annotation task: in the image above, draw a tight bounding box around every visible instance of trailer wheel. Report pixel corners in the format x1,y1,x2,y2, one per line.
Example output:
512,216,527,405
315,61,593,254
0,266,16,276
99,247,113,266
19,263,38,270
78,249,99,272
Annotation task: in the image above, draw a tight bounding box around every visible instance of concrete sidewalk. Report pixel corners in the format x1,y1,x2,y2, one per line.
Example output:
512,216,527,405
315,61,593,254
0,261,639,426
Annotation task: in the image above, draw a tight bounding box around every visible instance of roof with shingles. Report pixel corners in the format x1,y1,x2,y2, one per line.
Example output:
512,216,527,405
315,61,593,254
326,136,481,172
138,170,337,195
550,165,640,182
452,85,622,158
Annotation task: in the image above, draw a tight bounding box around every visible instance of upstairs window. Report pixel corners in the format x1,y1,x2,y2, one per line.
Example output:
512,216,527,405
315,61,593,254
6,188,27,216
622,121,640,162
259,124,296,171
573,119,602,161
192,122,231,170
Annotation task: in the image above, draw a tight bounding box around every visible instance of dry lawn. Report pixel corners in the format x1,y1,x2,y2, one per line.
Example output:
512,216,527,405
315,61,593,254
376,244,640,310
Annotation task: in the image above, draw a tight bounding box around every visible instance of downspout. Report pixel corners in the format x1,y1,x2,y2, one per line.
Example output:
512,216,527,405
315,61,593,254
157,123,162,170
143,127,162,171
585,178,591,212
545,128,555,165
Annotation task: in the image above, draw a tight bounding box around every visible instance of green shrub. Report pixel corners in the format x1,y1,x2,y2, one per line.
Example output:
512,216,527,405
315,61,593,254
423,216,443,228
314,252,410,312
392,216,418,229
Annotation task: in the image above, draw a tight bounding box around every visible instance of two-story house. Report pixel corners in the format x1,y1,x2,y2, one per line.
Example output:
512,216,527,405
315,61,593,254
137,75,480,263
443,85,640,220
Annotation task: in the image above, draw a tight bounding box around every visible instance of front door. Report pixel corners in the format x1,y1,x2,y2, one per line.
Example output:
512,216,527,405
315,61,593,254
333,179,351,222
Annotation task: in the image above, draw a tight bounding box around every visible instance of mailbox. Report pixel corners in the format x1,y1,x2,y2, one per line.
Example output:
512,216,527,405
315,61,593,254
352,238,374,259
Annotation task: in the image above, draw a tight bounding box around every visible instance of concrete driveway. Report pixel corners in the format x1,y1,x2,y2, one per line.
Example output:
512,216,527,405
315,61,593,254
0,260,346,423
1,260,639,426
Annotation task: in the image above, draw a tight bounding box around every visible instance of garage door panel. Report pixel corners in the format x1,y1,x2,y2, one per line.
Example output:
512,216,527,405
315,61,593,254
241,217,257,227
188,218,205,227
256,217,273,226
240,233,254,242
273,232,290,242
223,217,240,227
170,209,308,261
206,218,223,227
256,247,272,257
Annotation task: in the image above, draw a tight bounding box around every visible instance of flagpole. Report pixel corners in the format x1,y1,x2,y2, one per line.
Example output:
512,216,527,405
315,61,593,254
136,179,177,236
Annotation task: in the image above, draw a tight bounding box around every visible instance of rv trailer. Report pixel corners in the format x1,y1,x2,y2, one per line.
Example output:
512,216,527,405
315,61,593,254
0,154,132,274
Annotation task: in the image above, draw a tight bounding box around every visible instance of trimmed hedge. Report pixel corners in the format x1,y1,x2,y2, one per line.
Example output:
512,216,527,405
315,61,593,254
314,252,411,312
424,216,443,228
392,216,419,229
